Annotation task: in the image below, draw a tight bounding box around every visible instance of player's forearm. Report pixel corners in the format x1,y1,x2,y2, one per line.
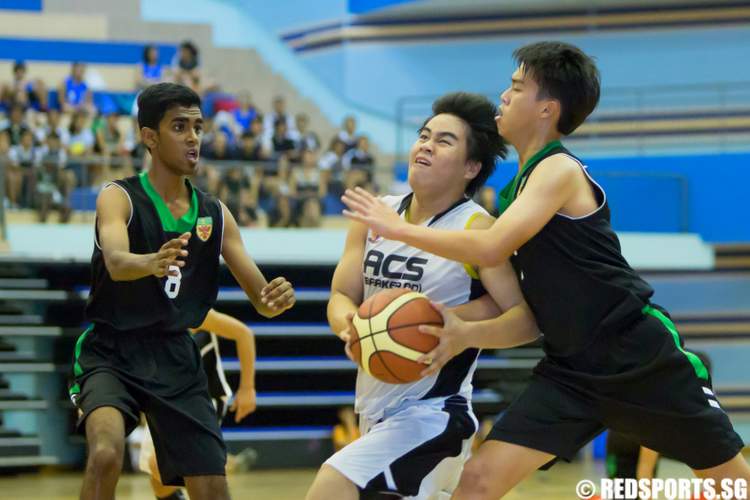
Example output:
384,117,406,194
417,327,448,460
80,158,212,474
235,329,256,390
105,250,155,281
395,224,506,268
462,303,540,349
327,292,359,338
450,294,502,322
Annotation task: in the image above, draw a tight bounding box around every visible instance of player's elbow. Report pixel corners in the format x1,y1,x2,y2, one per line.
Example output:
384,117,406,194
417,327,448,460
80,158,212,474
475,244,504,268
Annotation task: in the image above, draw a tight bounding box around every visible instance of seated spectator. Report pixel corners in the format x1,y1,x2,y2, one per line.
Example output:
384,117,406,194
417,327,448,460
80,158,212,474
270,119,295,160
477,186,499,217
1,61,47,111
231,91,257,135
296,195,322,228
67,111,96,185
289,113,320,157
318,137,347,197
58,62,93,114
7,129,39,207
136,45,165,90
34,109,71,146
2,104,30,146
203,130,233,161
233,131,266,162
171,40,200,89
337,115,358,151
35,132,74,223
262,96,294,144
268,187,294,228
342,135,375,189
289,150,326,201
218,166,260,227
95,113,134,181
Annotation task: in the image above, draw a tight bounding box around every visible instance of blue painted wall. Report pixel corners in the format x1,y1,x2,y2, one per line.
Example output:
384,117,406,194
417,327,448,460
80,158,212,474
480,151,749,242
0,0,42,11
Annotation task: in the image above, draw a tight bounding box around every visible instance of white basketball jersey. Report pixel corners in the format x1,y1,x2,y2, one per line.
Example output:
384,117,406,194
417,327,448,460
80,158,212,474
355,193,488,421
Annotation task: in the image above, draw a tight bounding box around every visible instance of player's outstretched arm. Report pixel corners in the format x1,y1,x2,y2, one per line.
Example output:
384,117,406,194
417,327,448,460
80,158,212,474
342,156,580,268
220,202,295,318
327,221,368,357
198,309,257,422
97,185,190,281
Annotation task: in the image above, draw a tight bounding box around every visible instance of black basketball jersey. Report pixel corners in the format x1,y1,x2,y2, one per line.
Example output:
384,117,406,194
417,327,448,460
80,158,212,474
86,172,224,332
501,141,654,357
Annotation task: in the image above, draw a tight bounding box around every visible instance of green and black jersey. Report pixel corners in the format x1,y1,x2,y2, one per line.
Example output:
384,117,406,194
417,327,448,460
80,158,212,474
86,172,223,332
499,141,654,357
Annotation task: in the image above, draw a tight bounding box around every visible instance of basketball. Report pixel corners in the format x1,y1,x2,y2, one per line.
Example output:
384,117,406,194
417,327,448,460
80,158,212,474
349,289,443,383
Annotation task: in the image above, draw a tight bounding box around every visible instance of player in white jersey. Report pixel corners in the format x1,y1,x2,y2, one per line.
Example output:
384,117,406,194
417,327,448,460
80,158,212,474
306,92,541,500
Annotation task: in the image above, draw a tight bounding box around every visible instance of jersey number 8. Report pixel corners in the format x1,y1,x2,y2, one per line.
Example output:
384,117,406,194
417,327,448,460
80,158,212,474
164,265,182,299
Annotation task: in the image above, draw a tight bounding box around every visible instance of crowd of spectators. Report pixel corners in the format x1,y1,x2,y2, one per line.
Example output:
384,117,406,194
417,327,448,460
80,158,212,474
0,41,377,226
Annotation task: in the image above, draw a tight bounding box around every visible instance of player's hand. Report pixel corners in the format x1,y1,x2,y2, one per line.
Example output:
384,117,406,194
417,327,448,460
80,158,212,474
417,302,470,377
151,232,191,277
231,386,257,423
261,277,295,312
338,312,357,362
342,187,407,240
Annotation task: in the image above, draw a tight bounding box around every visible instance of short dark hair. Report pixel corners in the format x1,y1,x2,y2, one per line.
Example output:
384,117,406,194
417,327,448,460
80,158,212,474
513,41,600,135
137,82,201,130
142,44,157,63
425,92,508,196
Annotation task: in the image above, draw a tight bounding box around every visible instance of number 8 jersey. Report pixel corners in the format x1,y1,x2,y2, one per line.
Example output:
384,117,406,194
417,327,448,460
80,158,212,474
86,172,224,332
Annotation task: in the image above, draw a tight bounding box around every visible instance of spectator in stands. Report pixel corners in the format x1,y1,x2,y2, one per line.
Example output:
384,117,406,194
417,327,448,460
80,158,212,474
35,132,74,223
289,113,320,157
1,61,47,111
7,129,38,207
263,96,294,143
289,150,326,201
249,115,264,139
204,130,233,161
270,119,295,160
296,195,322,228
34,109,70,146
2,104,30,146
136,45,165,90
318,137,347,197
58,62,93,114
232,91,257,135
477,185,499,217
234,131,266,162
95,113,134,181
342,135,375,190
219,166,260,227
337,115,358,150
67,111,96,185
171,40,201,89
268,186,294,228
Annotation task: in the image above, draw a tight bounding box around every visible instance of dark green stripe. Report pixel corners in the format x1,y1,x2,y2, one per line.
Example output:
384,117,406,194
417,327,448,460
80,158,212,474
642,305,708,380
498,139,562,215
139,171,198,233
69,325,93,396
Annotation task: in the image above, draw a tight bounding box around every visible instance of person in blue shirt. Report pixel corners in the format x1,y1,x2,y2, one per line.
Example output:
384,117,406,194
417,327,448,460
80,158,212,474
137,45,164,91
57,62,92,114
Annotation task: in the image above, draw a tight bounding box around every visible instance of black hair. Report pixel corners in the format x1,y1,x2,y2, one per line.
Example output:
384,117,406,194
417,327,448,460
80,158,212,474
137,82,201,130
142,44,157,64
424,91,508,196
513,41,600,135
179,40,198,57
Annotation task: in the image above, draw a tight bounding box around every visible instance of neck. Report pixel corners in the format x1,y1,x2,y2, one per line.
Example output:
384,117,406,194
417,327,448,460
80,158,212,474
408,189,464,225
514,130,562,172
147,165,187,202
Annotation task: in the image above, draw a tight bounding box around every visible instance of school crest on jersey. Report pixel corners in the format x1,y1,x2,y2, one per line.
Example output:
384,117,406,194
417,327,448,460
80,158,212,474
196,216,213,242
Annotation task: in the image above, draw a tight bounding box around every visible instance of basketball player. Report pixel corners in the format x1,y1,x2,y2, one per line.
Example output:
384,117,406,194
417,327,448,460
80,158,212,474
69,82,295,500
140,308,257,500
306,92,541,500
342,41,749,498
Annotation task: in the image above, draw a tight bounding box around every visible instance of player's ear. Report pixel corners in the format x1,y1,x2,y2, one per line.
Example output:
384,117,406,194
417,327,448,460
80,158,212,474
541,98,560,121
464,159,481,181
141,127,158,150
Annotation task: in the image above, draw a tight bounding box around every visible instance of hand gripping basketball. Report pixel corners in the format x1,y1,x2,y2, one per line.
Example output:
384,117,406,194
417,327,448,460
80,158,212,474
348,289,444,383
417,302,470,377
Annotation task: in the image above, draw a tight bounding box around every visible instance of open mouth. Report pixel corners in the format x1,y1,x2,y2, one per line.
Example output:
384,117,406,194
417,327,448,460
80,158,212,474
186,149,199,162
414,156,431,167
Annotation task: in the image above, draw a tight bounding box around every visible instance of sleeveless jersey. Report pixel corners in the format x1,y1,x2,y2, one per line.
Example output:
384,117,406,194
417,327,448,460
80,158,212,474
356,193,487,421
86,172,224,332
504,141,654,358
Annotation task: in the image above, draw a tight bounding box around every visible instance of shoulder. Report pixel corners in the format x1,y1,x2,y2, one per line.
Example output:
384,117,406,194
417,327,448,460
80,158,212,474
526,152,582,191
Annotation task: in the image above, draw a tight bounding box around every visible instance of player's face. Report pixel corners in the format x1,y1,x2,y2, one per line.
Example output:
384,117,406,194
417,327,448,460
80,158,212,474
153,105,203,175
496,65,546,141
408,113,477,194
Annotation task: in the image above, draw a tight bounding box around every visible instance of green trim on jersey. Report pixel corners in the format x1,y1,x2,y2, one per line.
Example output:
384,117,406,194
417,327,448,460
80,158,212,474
139,171,198,233
605,453,618,478
69,325,94,396
497,140,563,215
643,305,709,380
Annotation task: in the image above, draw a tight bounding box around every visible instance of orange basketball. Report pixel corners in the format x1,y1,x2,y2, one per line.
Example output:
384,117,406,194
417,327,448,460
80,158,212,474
349,289,443,383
